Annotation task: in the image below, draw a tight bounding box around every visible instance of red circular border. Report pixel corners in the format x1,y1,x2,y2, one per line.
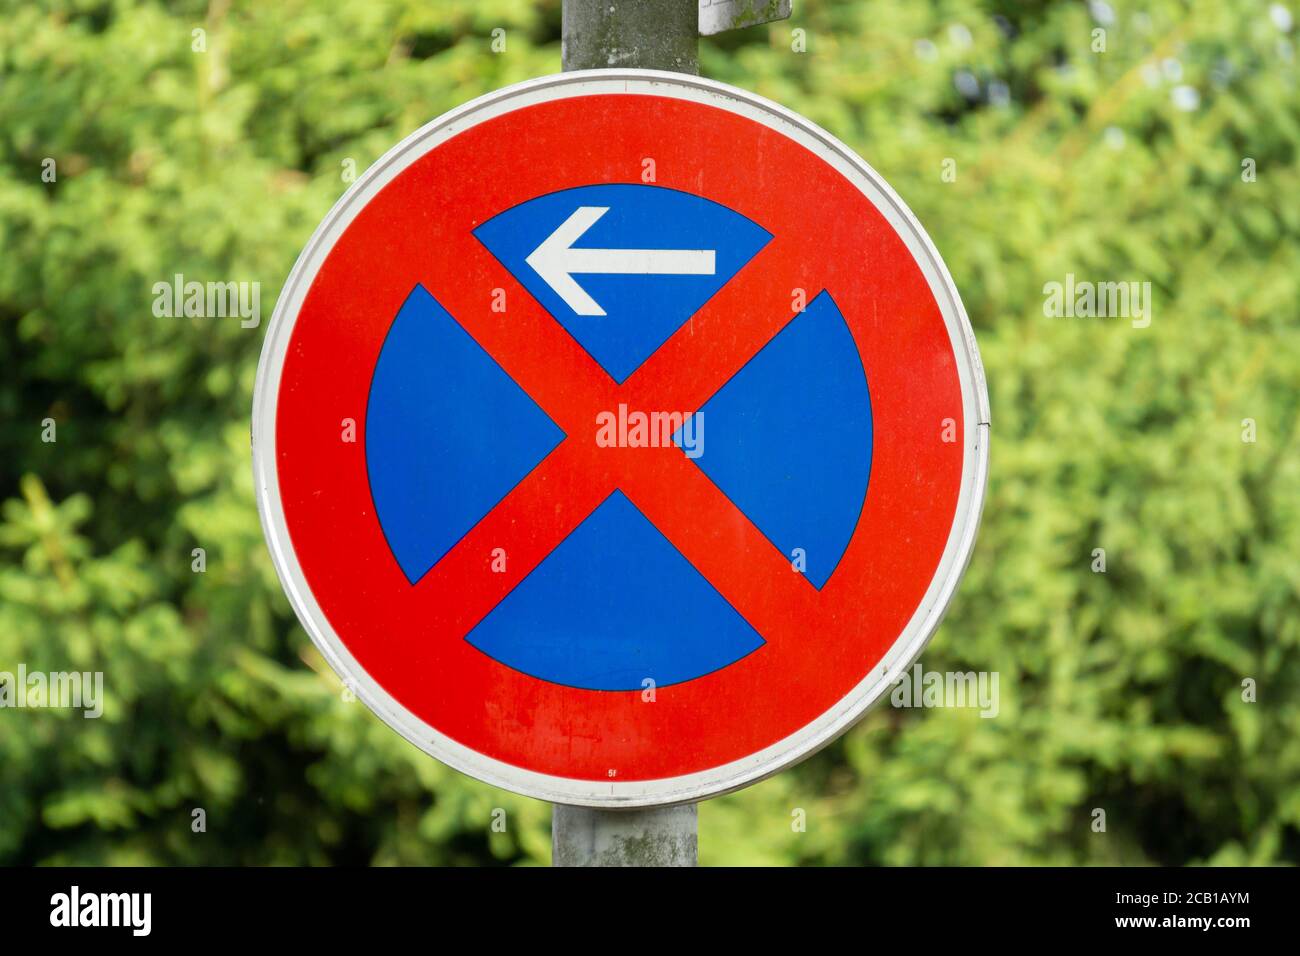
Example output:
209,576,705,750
275,93,964,782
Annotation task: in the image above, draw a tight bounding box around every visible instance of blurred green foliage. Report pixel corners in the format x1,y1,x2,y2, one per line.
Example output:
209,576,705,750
1,0,1297,865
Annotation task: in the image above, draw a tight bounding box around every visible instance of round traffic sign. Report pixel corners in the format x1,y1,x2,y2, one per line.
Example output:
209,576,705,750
253,70,989,807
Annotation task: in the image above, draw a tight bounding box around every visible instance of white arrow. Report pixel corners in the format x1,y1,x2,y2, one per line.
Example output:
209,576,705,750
524,206,716,316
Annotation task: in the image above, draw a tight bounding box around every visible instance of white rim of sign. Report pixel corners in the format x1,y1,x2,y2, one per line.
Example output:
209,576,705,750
252,69,991,808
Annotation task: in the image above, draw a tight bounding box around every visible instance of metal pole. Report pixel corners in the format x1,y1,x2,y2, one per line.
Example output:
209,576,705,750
562,0,699,74
553,0,700,866
553,803,698,867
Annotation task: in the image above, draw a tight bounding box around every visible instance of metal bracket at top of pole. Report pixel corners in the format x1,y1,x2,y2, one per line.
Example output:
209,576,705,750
698,1,792,37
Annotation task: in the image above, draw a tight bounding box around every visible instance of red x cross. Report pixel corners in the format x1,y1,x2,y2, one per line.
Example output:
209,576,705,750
408,225,826,656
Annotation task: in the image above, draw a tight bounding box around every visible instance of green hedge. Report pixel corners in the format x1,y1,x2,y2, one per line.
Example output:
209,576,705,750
0,0,1296,865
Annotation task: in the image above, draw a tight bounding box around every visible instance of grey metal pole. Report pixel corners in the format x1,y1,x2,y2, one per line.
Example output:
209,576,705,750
553,0,700,867
553,803,698,867
562,0,699,74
